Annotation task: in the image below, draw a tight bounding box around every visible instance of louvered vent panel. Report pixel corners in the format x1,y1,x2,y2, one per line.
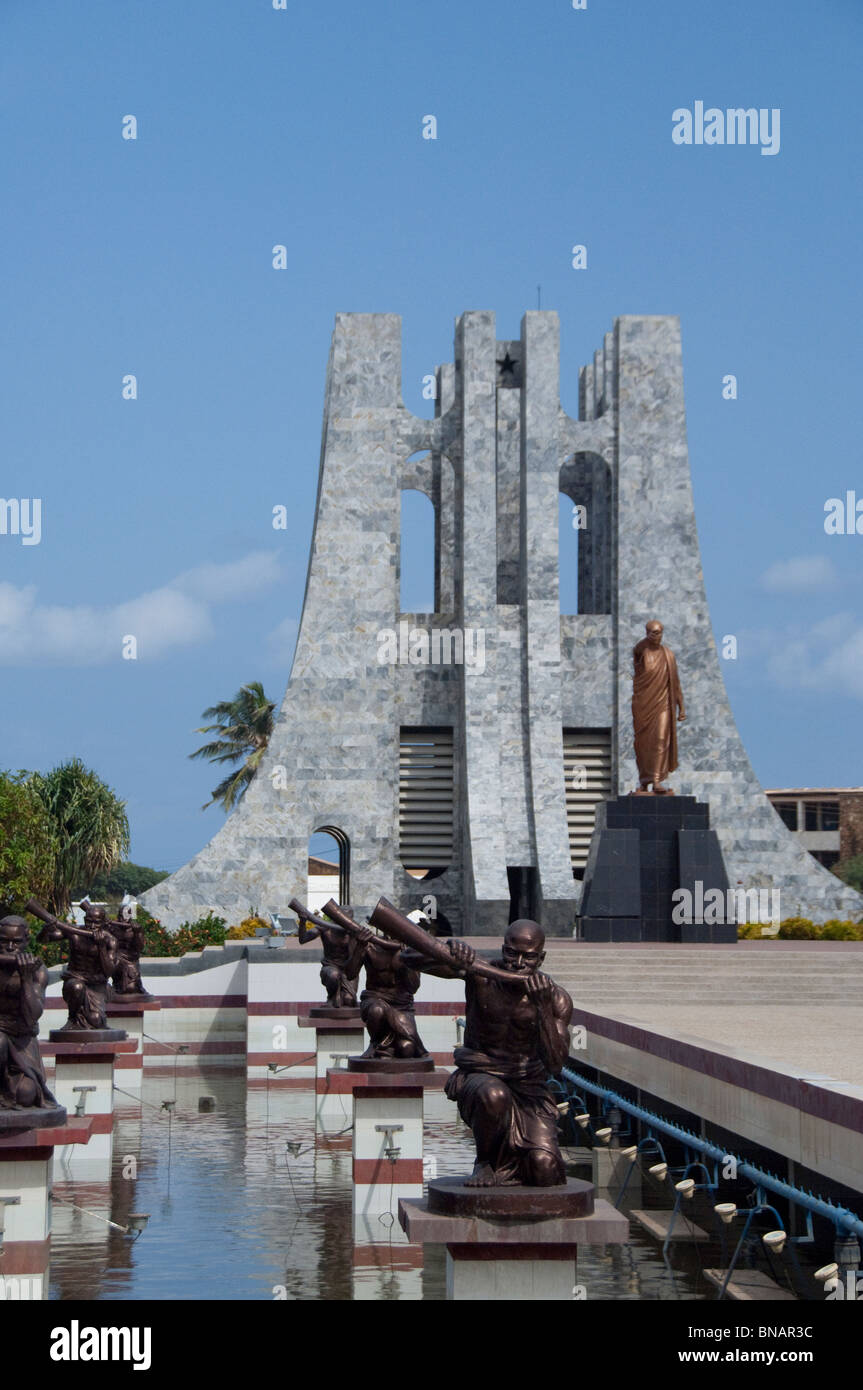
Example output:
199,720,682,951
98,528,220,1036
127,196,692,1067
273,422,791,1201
563,728,612,869
399,727,454,871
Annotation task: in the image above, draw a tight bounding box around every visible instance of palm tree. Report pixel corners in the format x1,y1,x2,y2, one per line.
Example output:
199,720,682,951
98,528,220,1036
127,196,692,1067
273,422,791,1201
29,759,130,915
189,681,276,812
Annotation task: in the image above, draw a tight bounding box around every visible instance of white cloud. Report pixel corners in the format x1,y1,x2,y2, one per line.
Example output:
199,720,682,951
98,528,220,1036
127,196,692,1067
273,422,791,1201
173,552,282,602
762,611,863,700
0,552,281,667
817,626,863,698
760,555,839,593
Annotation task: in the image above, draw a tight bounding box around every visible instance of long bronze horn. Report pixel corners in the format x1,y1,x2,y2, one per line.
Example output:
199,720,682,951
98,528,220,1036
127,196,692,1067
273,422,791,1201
287,897,347,933
368,896,527,987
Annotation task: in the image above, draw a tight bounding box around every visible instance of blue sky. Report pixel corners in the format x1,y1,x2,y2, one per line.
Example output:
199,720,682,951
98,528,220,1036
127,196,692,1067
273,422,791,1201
2,0,861,871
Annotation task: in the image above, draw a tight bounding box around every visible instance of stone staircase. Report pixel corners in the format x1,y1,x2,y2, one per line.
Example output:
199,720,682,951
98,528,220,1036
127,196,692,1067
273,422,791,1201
540,942,863,1009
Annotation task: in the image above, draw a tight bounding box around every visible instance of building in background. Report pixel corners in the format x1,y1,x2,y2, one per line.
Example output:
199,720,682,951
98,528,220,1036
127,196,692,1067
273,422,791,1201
307,856,340,913
764,789,863,871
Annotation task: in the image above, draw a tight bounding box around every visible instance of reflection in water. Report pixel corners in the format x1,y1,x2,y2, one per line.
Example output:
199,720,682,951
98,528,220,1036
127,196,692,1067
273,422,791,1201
48,1069,706,1301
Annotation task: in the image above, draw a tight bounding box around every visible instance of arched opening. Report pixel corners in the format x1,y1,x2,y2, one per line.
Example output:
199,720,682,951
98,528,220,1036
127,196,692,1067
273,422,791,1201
400,489,435,614
308,826,350,909
559,453,612,616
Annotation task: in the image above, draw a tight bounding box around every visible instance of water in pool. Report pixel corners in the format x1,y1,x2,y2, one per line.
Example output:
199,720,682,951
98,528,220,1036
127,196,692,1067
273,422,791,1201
47,1069,710,1301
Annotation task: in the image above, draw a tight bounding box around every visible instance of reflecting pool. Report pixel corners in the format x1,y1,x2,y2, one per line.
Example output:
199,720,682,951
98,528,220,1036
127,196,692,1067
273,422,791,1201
48,1069,709,1301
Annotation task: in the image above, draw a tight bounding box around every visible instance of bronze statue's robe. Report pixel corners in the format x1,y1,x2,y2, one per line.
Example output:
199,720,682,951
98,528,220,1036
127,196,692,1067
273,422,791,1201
0,923,58,1111
445,1046,566,1186
0,1020,57,1109
632,642,683,786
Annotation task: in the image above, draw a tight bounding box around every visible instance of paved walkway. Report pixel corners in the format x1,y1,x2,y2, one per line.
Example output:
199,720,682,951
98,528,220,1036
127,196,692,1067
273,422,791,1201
608,1003,863,1090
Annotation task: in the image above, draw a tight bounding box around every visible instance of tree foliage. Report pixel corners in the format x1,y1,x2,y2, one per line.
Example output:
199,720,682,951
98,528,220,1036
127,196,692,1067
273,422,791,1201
29,758,130,915
76,861,169,901
188,681,275,812
0,770,57,914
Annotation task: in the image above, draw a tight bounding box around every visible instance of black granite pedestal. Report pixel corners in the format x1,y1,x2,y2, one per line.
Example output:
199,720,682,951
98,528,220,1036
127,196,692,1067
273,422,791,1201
578,795,736,943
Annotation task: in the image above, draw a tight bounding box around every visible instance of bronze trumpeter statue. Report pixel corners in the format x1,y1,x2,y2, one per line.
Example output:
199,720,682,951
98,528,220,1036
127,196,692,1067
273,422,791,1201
289,898,364,1010
368,899,574,1186
100,902,153,1000
632,620,686,794
0,915,62,1117
322,901,430,1061
25,898,120,1033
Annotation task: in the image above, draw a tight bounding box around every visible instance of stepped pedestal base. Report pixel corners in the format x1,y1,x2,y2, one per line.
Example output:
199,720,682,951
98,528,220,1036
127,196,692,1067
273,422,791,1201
400,1177,628,1301
0,1115,95,1299
579,795,736,943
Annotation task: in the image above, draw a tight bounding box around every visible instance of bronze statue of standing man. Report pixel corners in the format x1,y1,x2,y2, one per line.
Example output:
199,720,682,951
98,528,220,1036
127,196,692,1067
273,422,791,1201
632,620,686,794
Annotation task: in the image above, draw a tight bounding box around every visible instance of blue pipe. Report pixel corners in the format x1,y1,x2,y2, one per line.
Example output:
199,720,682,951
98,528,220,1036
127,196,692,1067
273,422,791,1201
718,1204,787,1300
560,1065,863,1240
615,1136,667,1208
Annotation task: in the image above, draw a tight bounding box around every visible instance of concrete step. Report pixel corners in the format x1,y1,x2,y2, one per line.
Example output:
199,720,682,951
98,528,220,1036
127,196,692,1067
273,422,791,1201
553,977,862,987
566,995,854,1006
557,980,859,989
544,945,863,951
546,966,863,978
558,974,860,981
543,945,863,1009
564,995,857,1003
551,975,862,987
543,950,863,959
544,952,863,960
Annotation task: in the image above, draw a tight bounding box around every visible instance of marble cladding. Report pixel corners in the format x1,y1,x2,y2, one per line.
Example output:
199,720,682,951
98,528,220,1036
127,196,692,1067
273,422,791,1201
142,311,863,933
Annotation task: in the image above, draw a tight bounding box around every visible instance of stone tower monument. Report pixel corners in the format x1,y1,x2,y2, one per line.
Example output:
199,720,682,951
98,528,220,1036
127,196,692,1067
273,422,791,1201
142,311,863,934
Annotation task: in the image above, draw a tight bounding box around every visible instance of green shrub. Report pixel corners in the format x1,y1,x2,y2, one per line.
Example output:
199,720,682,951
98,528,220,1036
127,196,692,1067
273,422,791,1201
136,907,179,957
133,907,226,956
736,922,762,939
173,913,227,955
819,919,863,941
226,915,272,939
777,918,818,939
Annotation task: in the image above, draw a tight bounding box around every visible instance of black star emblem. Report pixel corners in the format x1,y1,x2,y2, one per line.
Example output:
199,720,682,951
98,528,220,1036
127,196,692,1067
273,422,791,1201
497,351,518,378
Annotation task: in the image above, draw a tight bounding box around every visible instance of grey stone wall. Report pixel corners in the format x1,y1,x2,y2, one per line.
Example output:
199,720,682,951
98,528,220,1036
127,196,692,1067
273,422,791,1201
142,310,863,932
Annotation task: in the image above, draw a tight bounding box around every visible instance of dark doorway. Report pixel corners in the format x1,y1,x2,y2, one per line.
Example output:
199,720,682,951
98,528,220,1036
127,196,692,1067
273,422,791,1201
507,866,539,924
